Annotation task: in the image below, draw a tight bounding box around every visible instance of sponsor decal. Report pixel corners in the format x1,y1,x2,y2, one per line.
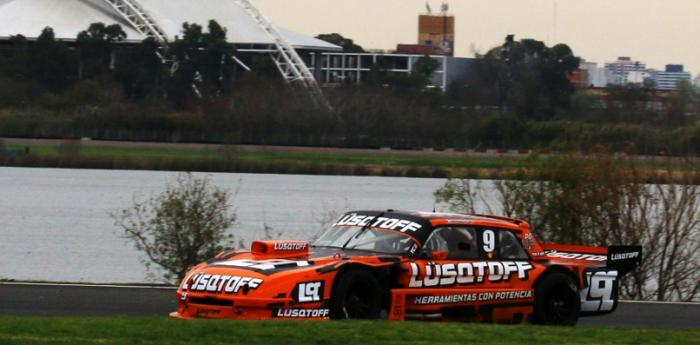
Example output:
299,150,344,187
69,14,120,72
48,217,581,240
195,308,222,317
522,233,536,250
581,271,618,312
545,250,606,261
393,293,405,317
274,308,330,318
183,272,263,294
610,252,640,260
214,259,310,271
334,213,422,233
415,212,456,218
489,290,532,301
530,252,546,257
408,261,534,288
413,290,532,305
444,219,476,225
274,242,308,251
292,281,324,304
414,293,477,305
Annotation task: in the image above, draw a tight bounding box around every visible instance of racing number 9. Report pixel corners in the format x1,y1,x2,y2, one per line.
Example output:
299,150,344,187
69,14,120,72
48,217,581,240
582,271,618,312
483,230,495,253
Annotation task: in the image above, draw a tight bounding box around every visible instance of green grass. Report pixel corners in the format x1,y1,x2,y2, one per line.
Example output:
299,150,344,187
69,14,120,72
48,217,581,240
237,151,523,169
0,317,697,345
4,143,699,180
13,145,210,160
4,143,533,169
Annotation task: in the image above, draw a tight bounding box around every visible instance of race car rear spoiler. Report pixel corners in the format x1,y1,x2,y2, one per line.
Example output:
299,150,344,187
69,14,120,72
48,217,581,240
541,244,642,276
605,245,643,276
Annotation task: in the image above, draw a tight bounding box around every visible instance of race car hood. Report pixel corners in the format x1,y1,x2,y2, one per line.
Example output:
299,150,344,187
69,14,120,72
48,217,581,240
179,241,404,295
204,240,405,268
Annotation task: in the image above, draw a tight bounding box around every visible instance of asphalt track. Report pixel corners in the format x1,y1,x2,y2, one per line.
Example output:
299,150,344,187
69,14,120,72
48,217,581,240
1,283,699,329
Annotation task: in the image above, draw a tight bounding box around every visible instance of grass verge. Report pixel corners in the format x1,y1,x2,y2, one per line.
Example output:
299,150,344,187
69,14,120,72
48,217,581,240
0,143,501,178
7,143,523,168
0,317,697,345
2,142,698,181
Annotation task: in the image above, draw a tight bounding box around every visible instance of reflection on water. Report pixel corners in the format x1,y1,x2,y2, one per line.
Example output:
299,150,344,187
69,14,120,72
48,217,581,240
0,167,451,283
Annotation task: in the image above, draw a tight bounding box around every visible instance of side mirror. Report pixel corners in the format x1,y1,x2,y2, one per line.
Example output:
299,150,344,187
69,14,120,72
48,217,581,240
431,251,448,260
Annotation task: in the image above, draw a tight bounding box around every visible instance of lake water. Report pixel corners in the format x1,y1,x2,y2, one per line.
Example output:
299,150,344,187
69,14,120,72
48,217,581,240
0,167,453,283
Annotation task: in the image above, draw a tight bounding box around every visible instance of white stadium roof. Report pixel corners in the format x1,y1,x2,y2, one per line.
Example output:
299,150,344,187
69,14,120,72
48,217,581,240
0,0,340,50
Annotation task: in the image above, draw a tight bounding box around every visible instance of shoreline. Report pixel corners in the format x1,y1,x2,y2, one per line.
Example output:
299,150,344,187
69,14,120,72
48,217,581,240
1,137,535,158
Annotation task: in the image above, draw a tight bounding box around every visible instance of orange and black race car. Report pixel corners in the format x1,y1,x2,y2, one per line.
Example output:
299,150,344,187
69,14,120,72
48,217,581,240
170,209,642,325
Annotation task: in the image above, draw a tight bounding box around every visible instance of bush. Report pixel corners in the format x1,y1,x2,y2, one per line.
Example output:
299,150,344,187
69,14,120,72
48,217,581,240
111,172,238,283
435,152,700,302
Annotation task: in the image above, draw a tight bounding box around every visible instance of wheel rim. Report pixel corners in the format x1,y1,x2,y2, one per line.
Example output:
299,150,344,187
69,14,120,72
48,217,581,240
343,280,375,318
543,284,575,324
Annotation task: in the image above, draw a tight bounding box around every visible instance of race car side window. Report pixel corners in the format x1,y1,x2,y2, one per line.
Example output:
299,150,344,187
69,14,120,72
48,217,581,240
477,228,529,260
420,227,477,260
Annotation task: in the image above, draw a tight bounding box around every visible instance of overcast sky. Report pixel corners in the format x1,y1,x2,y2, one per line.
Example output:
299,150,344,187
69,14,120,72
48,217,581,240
252,0,700,77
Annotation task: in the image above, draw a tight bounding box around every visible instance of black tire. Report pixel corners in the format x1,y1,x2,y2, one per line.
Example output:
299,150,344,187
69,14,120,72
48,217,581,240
331,269,382,319
533,272,581,326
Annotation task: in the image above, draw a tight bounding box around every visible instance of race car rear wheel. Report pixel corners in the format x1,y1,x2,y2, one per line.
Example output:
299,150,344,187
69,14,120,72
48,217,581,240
533,272,581,326
331,269,382,319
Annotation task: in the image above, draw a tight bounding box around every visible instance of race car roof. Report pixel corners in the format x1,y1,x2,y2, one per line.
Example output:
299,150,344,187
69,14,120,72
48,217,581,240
335,210,528,245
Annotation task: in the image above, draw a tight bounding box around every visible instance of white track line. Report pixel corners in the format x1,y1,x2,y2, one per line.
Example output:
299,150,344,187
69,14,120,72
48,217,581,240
0,282,175,290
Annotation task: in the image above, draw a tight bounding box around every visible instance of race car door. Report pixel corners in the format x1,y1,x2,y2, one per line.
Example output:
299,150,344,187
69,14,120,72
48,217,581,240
410,226,533,287
403,226,535,322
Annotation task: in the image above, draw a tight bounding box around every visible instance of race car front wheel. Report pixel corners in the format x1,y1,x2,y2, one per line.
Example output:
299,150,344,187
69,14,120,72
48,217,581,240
533,272,581,326
331,269,382,319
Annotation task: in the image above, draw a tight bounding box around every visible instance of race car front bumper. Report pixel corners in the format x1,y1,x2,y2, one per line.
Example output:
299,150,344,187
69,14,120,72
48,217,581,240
171,295,331,320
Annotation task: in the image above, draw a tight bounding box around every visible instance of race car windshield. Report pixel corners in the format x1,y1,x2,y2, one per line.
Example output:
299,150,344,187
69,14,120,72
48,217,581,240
313,226,416,254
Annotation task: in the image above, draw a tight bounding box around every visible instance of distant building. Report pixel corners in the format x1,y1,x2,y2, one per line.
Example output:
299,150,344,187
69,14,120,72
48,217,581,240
568,68,588,88
604,57,646,86
626,71,652,84
579,59,606,87
395,44,434,55
417,14,455,56
0,0,337,51
0,0,340,103
648,65,692,90
310,52,474,92
315,5,465,91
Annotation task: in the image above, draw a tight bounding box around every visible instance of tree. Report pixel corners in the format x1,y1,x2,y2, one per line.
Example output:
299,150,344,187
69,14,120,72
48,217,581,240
30,27,74,90
408,55,442,89
165,20,237,108
435,152,700,302
76,23,127,80
116,37,165,101
5,34,30,79
470,35,580,120
663,80,700,128
364,55,441,92
111,172,238,283
602,86,659,124
315,33,364,53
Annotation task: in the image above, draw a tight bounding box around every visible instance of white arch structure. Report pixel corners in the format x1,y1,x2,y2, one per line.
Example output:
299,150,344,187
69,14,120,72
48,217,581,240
95,0,330,110
100,0,168,41
234,0,330,110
